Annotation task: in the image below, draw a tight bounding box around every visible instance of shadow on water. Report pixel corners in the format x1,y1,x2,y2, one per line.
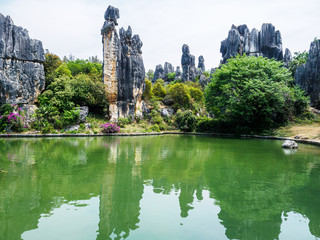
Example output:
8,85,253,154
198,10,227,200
0,136,319,240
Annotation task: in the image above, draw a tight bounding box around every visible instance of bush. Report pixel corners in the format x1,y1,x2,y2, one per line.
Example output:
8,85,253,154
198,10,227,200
101,123,120,133
205,55,310,133
167,83,191,110
143,79,153,100
152,82,166,99
0,104,25,132
150,124,160,132
175,110,197,132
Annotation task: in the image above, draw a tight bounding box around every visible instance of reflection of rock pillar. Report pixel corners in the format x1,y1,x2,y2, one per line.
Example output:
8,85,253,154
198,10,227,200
101,6,120,121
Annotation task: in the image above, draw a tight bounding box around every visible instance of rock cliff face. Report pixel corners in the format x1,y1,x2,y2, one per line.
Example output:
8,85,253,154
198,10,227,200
295,40,320,108
102,6,145,121
0,13,45,106
220,23,291,65
198,55,205,72
153,64,164,82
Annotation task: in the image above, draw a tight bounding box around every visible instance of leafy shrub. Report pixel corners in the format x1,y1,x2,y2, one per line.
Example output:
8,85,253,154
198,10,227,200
143,79,154,100
0,104,25,132
166,72,176,82
175,110,197,132
152,82,167,99
101,123,120,133
205,55,310,133
289,51,309,77
117,117,133,127
62,109,80,126
167,83,191,110
150,124,160,132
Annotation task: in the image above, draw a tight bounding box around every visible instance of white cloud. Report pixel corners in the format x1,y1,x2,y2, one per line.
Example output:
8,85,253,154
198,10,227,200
1,0,319,71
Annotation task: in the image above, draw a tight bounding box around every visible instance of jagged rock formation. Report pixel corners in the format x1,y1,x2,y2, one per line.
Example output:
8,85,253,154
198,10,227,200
220,23,291,65
163,62,174,81
198,55,205,72
152,62,175,82
283,48,292,68
175,66,181,80
101,6,145,121
295,40,320,108
153,64,164,82
0,13,45,106
181,44,197,82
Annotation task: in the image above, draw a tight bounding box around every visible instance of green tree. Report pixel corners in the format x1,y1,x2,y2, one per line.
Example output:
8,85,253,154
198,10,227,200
143,79,153,100
205,55,309,133
289,51,309,77
167,83,191,110
146,69,154,81
166,72,176,82
43,53,62,86
152,82,166,99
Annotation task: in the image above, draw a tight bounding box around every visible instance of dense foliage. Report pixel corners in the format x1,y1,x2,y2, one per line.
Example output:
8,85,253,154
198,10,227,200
289,51,309,77
205,55,309,133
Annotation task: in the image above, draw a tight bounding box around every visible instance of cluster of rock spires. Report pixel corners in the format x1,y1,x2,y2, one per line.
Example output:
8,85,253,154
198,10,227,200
0,13,45,108
153,44,209,84
101,6,145,121
295,39,320,108
220,23,292,65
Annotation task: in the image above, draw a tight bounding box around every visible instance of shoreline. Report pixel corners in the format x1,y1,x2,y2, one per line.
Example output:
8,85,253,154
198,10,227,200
1,131,320,147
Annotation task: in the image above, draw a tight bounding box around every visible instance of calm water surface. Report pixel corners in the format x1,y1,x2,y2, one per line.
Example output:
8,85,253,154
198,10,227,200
0,135,320,240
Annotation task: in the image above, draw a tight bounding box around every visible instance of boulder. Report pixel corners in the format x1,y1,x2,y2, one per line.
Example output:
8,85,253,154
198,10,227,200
295,40,320,108
160,107,174,118
77,106,89,123
0,13,45,106
282,140,298,149
101,6,145,121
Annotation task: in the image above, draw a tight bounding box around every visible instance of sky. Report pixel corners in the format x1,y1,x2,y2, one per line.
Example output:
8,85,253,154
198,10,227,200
1,0,319,71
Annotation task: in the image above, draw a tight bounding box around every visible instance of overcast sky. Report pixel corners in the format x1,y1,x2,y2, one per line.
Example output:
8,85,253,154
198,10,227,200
1,0,319,71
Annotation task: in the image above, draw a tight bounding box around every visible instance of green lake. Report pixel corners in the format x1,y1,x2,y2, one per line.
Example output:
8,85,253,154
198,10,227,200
0,135,320,240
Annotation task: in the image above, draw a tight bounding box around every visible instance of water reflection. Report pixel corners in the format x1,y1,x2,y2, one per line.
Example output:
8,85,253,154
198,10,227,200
0,136,319,240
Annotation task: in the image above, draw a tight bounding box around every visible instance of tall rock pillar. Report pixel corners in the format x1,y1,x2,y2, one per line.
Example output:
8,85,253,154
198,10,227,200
101,6,120,121
101,6,145,122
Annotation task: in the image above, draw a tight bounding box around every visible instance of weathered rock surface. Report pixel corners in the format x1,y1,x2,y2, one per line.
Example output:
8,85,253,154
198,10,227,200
220,23,288,64
153,62,175,82
77,106,89,123
163,62,174,82
282,140,298,149
175,66,181,80
295,40,320,108
102,6,145,121
0,13,45,106
181,44,197,82
283,48,292,68
153,64,164,82
198,55,205,72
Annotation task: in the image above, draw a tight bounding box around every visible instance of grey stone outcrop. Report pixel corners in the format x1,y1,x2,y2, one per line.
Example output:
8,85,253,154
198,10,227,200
0,13,45,106
220,23,288,64
153,64,164,82
77,106,89,123
295,40,320,108
102,6,145,121
282,140,298,149
153,62,175,82
198,55,205,72
181,44,197,82
283,48,292,68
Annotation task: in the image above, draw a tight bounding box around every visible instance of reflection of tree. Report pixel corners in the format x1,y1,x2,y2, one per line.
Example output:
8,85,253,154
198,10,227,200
0,136,319,240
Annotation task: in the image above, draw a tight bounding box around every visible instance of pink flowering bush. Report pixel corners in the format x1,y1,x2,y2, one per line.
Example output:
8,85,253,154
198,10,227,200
100,123,120,133
0,104,26,132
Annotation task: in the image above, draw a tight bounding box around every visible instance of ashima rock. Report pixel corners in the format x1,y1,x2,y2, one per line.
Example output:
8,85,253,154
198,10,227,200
295,40,320,108
101,6,145,121
220,23,291,65
0,13,45,106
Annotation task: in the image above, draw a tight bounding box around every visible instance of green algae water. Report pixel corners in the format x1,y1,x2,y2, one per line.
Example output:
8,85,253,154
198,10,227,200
0,135,320,240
